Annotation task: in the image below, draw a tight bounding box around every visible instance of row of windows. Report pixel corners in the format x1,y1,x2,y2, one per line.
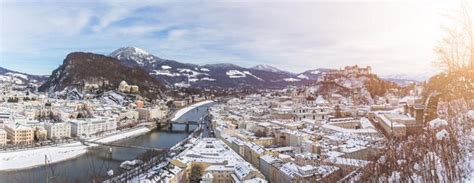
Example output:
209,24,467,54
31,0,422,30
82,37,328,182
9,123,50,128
14,134,33,137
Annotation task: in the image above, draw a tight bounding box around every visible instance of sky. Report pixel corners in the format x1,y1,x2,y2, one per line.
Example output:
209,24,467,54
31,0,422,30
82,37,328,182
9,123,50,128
0,0,469,78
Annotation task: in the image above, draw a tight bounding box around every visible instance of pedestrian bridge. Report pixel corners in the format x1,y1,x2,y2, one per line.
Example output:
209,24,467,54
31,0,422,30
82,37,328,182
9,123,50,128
79,139,167,151
156,120,200,132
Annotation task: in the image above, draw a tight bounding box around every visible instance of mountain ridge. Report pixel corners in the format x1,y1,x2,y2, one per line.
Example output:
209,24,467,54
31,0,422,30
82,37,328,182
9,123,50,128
39,52,165,99
6,46,410,93
109,46,307,89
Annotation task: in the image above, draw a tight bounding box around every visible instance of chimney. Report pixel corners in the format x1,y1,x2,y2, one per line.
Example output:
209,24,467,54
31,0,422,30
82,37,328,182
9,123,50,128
413,105,425,124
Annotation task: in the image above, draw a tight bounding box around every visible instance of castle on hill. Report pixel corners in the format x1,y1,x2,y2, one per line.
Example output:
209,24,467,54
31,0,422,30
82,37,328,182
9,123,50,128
330,65,372,76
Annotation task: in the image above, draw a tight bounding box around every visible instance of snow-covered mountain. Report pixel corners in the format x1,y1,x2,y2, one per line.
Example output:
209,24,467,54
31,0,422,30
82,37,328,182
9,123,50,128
109,47,165,67
109,47,307,89
0,67,48,85
251,64,281,72
108,46,407,90
251,64,295,75
39,52,165,99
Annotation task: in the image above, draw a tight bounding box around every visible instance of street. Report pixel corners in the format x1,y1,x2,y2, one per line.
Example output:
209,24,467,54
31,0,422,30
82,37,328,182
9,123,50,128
201,114,214,138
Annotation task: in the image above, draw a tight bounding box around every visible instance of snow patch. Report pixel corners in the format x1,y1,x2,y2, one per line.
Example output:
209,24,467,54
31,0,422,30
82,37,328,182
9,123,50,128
132,47,150,56
107,169,114,176
429,118,448,128
150,70,180,77
360,117,375,129
201,77,216,81
467,110,474,120
226,70,246,78
252,64,281,72
316,95,328,104
161,65,171,70
283,78,301,82
177,68,208,77
174,82,190,88
188,78,199,82
243,71,264,81
436,129,449,140
120,160,143,169
397,159,406,165
296,74,309,80
0,75,24,84
6,72,28,80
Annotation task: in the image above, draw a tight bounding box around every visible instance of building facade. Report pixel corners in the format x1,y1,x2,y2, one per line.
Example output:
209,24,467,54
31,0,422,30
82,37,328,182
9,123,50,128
5,123,34,145
70,118,117,137
45,122,71,139
0,128,7,146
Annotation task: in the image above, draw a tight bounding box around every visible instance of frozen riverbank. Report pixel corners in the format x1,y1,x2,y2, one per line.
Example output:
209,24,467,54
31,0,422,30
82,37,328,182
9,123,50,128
0,126,151,171
171,100,213,121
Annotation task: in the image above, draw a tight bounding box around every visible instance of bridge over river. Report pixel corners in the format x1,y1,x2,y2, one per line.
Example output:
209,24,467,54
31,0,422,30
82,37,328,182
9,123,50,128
0,102,214,183
80,139,168,152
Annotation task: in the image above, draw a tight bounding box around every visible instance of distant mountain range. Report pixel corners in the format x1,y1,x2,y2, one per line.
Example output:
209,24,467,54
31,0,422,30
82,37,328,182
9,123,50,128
381,78,419,86
109,47,424,89
381,73,432,86
0,67,48,85
382,73,431,82
2,46,427,96
109,47,310,89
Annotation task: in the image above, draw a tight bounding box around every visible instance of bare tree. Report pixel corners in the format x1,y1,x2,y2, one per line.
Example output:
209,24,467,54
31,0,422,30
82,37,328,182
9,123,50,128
434,1,473,72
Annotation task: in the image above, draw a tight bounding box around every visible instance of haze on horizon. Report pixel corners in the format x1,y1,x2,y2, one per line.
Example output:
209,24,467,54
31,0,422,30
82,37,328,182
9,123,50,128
0,0,465,78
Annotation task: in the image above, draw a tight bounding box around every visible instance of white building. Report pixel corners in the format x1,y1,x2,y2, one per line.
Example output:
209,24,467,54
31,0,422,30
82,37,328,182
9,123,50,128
293,106,332,121
170,138,266,182
69,117,117,137
0,128,7,146
118,81,139,93
44,122,71,139
137,107,167,120
0,111,12,127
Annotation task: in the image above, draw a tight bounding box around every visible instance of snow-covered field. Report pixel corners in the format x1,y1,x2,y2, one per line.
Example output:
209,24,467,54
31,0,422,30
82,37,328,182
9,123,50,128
226,70,246,78
0,126,150,171
171,100,213,121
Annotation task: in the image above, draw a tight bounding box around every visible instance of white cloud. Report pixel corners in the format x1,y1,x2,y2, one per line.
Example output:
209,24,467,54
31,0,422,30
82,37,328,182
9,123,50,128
1,0,465,76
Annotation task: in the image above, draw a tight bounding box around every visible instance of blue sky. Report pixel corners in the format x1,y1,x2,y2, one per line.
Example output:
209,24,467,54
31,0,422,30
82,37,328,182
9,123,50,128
0,0,462,77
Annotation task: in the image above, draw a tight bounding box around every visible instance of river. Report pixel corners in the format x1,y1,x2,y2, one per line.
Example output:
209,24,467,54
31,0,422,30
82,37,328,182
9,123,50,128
0,103,213,183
